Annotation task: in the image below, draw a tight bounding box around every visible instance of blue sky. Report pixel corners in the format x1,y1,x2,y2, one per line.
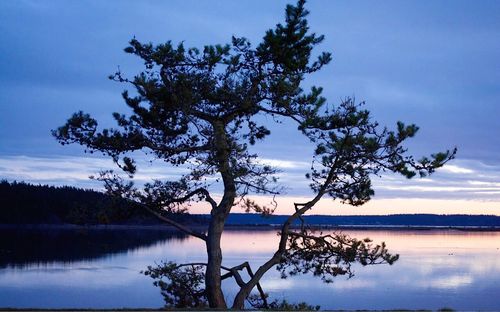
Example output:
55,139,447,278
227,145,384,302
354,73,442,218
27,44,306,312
1,0,500,215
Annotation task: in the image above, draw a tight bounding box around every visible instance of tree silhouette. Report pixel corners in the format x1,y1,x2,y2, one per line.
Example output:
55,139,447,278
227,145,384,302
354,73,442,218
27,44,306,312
53,0,455,308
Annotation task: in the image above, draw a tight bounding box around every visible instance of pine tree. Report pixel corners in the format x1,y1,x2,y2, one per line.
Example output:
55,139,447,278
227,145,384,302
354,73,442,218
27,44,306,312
53,0,455,308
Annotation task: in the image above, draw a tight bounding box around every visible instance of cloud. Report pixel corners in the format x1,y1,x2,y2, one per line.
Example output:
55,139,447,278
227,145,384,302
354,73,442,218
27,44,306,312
258,158,310,169
2,155,500,203
378,185,500,193
0,155,186,188
371,159,500,201
440,164,475,174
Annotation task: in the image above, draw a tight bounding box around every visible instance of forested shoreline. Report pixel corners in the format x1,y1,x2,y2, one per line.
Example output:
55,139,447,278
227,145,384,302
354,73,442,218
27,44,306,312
1,180,499,227
0,180,192,225
222,213,500,227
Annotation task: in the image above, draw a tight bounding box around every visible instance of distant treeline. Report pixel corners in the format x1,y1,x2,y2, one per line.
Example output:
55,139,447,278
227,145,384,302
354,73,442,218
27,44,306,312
2,180,499,227
218,213,500,227
0,180,200,225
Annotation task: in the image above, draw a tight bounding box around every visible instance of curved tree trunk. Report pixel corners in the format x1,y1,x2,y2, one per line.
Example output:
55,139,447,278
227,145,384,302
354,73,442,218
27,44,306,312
232,198,325,309
205,121,235,308
231,253,281,309
206,213,227,308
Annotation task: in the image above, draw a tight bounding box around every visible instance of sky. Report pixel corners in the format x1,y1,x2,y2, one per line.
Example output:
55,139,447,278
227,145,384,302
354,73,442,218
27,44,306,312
1,0,500,215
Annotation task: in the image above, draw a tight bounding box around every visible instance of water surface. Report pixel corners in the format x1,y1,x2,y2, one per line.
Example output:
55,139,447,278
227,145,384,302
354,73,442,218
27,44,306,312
0,227,499,310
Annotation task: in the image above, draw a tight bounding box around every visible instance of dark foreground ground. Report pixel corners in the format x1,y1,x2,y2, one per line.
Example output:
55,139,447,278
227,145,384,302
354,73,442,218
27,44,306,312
0,308,455,312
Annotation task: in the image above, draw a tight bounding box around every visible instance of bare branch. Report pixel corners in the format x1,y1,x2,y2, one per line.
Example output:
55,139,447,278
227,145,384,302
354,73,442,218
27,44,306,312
140,204,207,241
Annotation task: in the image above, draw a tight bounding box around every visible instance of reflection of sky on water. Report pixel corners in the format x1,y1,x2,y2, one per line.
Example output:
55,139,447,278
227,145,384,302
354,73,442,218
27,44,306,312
247,230,500,310
0,229,499,310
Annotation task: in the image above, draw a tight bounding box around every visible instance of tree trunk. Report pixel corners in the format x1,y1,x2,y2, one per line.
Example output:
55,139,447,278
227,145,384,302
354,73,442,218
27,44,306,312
231,256,279,309
232,201,321,309
232,288,249,310
205,121,235,308
205,213,227,308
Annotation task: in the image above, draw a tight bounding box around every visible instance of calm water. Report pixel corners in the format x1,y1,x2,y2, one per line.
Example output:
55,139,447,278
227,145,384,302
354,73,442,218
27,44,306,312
0,227,499,310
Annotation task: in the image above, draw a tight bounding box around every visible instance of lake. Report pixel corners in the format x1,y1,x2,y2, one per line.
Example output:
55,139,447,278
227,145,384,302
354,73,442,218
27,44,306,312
0,227,499,310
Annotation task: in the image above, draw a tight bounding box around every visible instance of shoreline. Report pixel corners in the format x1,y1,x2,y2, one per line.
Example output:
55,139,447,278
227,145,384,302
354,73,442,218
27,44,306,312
1,223,499,232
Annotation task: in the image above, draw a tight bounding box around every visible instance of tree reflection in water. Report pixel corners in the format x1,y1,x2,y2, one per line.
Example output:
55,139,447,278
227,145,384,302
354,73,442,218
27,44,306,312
0,227,187,268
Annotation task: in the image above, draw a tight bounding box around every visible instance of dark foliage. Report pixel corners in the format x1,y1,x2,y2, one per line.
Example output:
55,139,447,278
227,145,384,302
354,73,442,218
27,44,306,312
247,295,321,311
143,262,207,308
143,260,321,310
0,180,195,225
278,231,399,282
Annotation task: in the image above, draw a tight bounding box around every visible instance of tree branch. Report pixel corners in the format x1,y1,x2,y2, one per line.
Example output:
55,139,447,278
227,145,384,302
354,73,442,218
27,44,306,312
140,204,207,241
162,187,218,211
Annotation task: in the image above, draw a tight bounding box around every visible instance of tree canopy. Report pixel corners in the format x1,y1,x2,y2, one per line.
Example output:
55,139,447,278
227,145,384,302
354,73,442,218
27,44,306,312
53,0,455,309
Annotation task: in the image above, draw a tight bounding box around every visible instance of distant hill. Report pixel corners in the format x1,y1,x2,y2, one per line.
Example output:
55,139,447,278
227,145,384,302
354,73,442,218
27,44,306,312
214,213,500,227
